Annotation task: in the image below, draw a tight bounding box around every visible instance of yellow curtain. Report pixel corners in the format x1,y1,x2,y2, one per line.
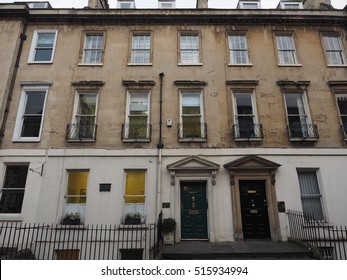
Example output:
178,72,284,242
67,171,88,203
125,171,145,203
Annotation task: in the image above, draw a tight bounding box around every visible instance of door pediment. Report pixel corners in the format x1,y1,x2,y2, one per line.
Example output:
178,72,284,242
224,155,280,185
224,155,281,171
167,156,220,185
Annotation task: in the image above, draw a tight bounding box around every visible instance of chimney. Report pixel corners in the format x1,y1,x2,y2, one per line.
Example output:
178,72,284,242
88,0,109,9
303,0,334,9
196,0,208,9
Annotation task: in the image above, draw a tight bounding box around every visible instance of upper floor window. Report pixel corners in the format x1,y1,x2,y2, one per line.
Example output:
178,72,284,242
13,86,48,142
122,91,151,142
0,165,29,214
335,94,347,139
232,92,262,140
284,92,318,141
28,30,58,63
130,33,151,65
179,32,201,65
81,33,104,65
228,34,250,65
67,92,98,142
179,91,206,141
275,34,299,65
322,34,346,66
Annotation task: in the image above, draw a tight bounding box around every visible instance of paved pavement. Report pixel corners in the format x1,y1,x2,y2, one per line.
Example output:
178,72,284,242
161,240,315,259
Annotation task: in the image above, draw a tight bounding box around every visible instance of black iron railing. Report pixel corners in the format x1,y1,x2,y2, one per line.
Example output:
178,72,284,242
121,124,152,142
178,123,207,141
66,123,97,141
0,216,162,260
341,124,347,140
287,123,319,141
287,210,347,260
233,123,263,140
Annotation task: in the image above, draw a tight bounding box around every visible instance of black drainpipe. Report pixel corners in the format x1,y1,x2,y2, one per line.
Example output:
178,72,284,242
157,72,164,149
0,21,28,143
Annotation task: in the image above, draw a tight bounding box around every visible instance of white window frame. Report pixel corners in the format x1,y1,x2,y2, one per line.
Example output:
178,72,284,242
321,34,346,66
179,32,202,65
13,86,48,142
159,0,175,9
117,1,135,9
297,169,325,221
69,92,98,141
0,164,29,214
129,32,152,65
28,30,58,64
278,2,303,9
124,91,151,140
228,33,251,65
28,2,50,9
283,91,315,140
275,34,300,66
335,93,347,139
232,91,261,139
179,90,205,139
123,170,147,223
237,1,261,9
63,169,89,224
80,32,105,65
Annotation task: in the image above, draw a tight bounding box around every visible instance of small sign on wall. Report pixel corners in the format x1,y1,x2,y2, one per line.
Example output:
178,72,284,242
277,201,286,213
99,183,111,192
162,203,170,208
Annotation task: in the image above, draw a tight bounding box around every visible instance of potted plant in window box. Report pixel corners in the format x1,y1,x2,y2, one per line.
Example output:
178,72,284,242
62,212,81,225
161,218,176,245
124,212,142,224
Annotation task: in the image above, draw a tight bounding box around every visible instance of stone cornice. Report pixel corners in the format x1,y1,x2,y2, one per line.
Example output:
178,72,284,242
0,6,346,27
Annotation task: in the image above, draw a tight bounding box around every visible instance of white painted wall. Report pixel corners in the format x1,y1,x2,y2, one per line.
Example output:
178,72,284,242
1,147,347,242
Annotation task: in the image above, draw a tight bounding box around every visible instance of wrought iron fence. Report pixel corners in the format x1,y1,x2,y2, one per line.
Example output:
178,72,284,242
287,210,347,260
0,215,162,260
121,123,152,142
287,123,319,140
66,123,97,141
233,123,263,140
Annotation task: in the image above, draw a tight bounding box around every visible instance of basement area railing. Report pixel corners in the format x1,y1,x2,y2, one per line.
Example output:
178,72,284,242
0,213,162,260
287,210,347,260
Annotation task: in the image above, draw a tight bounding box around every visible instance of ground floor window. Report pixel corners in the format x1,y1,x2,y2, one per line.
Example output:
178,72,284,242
0,165,28,213
124,170,146,223
297,170,324,221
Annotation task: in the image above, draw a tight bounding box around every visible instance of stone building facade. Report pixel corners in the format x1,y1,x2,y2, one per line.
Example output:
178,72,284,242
0,0,347,246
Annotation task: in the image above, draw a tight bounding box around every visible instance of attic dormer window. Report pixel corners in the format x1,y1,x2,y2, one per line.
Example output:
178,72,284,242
117,0,135,9
159,0,175,9
278,1,303,9
237,1,261,9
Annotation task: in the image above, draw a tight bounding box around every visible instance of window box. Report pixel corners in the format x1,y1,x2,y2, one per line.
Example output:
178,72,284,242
124,212,142,224
62,217,81,225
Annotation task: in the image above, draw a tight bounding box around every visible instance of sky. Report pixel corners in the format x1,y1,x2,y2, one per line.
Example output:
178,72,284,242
0,0,346,9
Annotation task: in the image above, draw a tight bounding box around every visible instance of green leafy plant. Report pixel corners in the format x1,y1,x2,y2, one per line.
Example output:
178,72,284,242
161,218,176,233
64,212,80,220
125,212,141,219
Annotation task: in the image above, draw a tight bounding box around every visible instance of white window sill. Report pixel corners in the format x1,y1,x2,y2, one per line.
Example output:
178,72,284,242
278,64,302,67
12,138,41,143
78,63,103,67
27,61,53,64
289,137,318,142
127,63,152,66
178,63,203,66
228,63,253,67
0,214,23,221
179,138,207,143
234,138,263,142
327,64,347,68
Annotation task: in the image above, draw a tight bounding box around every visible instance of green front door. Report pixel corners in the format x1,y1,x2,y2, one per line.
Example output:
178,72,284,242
180,182,208,239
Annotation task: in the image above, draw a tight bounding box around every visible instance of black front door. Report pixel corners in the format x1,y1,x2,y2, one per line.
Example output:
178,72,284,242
180,182,208,239
239,180,270,239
